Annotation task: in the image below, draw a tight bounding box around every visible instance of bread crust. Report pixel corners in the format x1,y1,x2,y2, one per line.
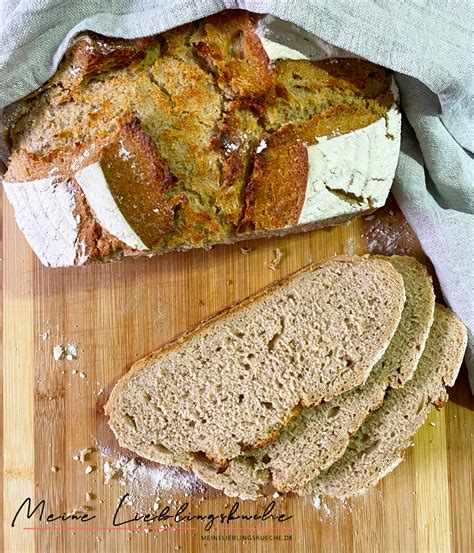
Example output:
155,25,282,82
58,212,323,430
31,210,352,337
238,124,308,232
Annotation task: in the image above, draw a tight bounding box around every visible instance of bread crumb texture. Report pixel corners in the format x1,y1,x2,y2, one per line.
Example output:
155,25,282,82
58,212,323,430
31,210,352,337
3,10,396,265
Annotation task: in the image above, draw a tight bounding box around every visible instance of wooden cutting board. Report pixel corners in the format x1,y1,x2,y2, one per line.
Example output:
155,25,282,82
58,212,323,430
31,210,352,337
2,193,473,553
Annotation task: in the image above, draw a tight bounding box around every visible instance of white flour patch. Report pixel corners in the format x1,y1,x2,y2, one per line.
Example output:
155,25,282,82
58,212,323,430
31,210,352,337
118,139,132,161
256,139,267,154
98,443,205,512
362,204,417,255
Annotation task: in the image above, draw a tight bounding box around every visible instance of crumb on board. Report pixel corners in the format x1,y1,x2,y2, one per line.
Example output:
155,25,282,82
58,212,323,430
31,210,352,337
66,343,78,361
53,345,64,361
66,506,92,517
53,342,79,362
51,466,60,473
73,447,95,463
268,248,283,271
85,465,96,475
240,247,253,254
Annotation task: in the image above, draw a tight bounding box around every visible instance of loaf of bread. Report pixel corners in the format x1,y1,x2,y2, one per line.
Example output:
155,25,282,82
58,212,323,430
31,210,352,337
105,255,466,500
2,10,401,267
106,256,405,467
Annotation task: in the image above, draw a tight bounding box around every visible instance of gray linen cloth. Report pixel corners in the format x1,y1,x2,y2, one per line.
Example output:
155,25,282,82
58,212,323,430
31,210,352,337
1,0,473,388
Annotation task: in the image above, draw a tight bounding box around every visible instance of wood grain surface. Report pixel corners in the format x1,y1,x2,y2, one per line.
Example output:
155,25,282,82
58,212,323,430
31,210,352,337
2,194,473,553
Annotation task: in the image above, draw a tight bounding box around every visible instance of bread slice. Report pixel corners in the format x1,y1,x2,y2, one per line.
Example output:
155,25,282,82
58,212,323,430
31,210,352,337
191,256,435,498
106,256,405,466
304,304,467,497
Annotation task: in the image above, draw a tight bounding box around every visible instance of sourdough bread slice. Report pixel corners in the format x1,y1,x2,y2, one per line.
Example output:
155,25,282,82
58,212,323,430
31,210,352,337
304,304,466,497
191,256,435,498
106,256,405,466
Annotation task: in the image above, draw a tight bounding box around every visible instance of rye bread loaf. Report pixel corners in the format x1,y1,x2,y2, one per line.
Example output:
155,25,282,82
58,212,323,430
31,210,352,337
190,255,435,498
106,256,405,466
304,304,467,497
2,10,400,267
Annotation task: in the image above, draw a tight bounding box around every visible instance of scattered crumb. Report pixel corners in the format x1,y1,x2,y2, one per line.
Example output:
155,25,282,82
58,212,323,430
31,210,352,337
85,465,95,475
66,506,91,517
51,466,59,473
53,345,64,361
273,491,280,499
65,343,78,361
72,369,77,375
79,372,86,379
85,492,95,501
240,247,253,254
53,342,79,362
73,447,95,463
97,388,104,396
312,496,321,509
41,331,51,341
429,422,436,427
103,461,121,484
268,248,283,271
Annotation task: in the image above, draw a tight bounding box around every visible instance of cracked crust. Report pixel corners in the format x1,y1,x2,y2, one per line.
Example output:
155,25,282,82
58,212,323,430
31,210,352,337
89,116,176,249
239,124,308,231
